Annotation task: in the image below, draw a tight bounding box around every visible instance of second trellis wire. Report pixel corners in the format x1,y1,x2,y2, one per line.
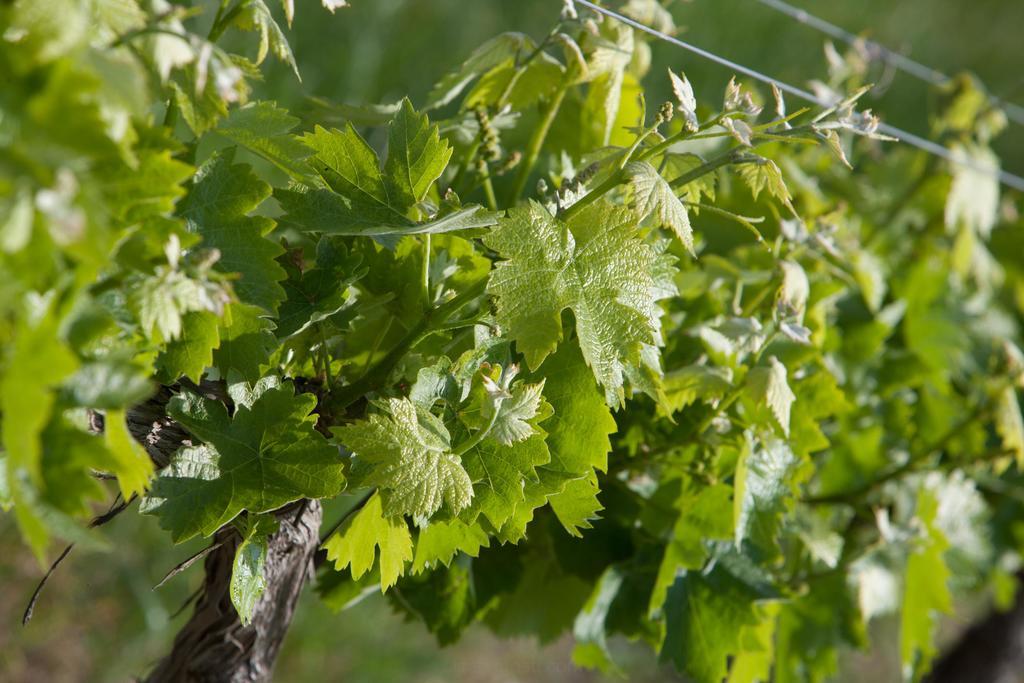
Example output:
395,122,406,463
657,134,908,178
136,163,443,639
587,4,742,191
569,0,1024,192
751,0,1024,127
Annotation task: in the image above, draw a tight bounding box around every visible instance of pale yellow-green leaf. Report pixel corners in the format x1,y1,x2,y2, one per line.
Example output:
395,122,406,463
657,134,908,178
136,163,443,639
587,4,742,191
745,356,796,436
626,161,693,254
323,492,412,591
995,385,1024,468
336,398,473,520
667,69,698,131
104,409,154,499
945,143,999,239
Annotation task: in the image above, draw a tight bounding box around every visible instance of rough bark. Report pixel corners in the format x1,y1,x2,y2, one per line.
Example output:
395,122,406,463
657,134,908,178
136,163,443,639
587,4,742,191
926,575,1024,683
144,500,322,683
112,382,322,683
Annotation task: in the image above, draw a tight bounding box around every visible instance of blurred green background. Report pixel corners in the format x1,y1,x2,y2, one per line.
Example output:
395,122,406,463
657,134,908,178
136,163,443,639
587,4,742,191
3,1,1022,680
256,0,1024,174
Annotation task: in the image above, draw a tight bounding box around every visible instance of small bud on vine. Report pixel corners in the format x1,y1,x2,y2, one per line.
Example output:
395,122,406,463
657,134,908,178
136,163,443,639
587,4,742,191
495,151,522,176
657,101,674,125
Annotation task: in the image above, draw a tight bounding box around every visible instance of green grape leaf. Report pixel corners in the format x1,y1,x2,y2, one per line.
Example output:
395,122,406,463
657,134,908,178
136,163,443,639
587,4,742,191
462,433,550,531
817,128,852,169
1,307,78,481
98,135,193,223
383,98,453,207
734,438,803,560
582,21,633,146
230,515,278,626
274,241,364,340
276,102,487,242
484,200,662,406
410,357,461,410
664,152,718,208
572,565,624,673
216,101,315,182
336,398,473,520
180,149,287,313
157,310,220,383
211,303,276,383
549,475,603,537
737,157,792,207
650,483,734,617
626,161,694,254
299,122,410,226
234,1,300,78
774,573,866,682
485,379,546,446
494,468,574,544
323,491,412,591
61,358,153,409
170,76,227,137
463,54,564,111
662,364,733,415
484,547,592,643
412,518,490,573
128,267,227,342
275,187,497,238
539,343,616,476
901,487,952,679
728,604,780,683
141,381,344,542
317,564,380,612
661,565,762,682
537,343,616,532
788,369,851,458
745,356,796,436
426,32,530,110
391,562,477,645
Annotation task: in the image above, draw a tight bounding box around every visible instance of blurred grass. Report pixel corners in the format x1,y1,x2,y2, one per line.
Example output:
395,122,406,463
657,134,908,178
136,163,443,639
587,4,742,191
0,498,674,682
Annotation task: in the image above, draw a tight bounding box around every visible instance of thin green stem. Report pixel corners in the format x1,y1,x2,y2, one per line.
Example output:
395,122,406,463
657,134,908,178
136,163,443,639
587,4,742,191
669,148,756,191
421,234,432,308
318,324,334,389
434,313,496,333
208,0,242,42
109,26,190,49
741,278,778,317
558,170,624,222
683,201,767,245
163,98,179,129
496,28,558,109
636,114,724,163
561,117,808,223
509,83,568,204
450,141,480,197
452,408,501,457
481,166,498,210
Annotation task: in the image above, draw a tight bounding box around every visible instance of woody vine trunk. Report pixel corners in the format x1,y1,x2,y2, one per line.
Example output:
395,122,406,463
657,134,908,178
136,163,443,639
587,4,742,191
123,390,320,683
143,500,321,683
